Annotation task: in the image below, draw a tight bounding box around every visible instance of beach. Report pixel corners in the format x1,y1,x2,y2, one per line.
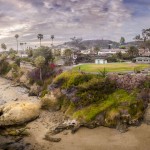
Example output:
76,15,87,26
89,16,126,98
0,77,150,150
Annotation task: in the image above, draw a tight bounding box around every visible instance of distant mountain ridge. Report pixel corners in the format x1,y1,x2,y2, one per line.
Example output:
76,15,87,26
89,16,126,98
54,39,143,50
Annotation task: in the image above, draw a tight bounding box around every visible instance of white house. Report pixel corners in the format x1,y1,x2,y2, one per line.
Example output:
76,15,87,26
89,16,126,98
98,49,127,56
133,57,150,64
55,58,65,66
95,59,107,64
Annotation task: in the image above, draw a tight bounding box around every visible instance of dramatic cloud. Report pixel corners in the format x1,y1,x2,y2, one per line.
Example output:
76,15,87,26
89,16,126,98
0,0,149,49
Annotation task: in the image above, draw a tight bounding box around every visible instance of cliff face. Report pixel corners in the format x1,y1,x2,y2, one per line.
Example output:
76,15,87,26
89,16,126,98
44,71,150,131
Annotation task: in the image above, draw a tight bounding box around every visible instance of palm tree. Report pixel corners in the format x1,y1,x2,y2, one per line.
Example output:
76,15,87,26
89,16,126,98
37,34,43,47
51,35,54,46
24,42,27,50
15,34,19,53
1,43,7,51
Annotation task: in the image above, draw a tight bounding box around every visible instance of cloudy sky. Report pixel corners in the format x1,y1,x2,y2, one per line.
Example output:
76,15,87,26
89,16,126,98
0,0,150,49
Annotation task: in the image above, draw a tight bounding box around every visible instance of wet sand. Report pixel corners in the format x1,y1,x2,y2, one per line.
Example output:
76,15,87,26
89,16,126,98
0,77,150,150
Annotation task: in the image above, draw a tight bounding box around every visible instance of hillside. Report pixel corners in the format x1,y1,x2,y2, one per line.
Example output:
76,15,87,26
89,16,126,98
55,40,144,51
55,39,120,50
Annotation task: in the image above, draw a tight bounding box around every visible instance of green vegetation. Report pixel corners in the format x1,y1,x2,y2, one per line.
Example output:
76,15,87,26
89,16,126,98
33,46,53,65
73,63,149,73
53,71,94,89
0,54,11,75
73,90,141,122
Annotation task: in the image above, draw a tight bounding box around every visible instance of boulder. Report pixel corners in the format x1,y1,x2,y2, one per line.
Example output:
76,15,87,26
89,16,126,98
0,101,41,126
29,83,41,96
19,75,30,88
5,69,14,80
144,104,150,125
44,134,61,142
41,89,61,111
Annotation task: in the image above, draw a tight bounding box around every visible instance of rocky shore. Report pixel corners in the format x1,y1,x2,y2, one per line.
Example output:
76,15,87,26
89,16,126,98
0,77,150,150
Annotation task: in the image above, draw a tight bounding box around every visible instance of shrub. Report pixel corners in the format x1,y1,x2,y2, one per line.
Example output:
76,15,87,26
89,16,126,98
28,66,55,85
0,61,11,75
15,57,21,67
74,77,116,107
97,68,108,78
73,90,138,122
53,71,94,89
134,67,141,73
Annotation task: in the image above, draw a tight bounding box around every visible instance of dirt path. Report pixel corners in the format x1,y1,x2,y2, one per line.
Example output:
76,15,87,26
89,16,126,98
0,77,150,150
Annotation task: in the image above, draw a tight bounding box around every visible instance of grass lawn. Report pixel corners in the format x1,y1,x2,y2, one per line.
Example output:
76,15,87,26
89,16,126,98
73,63,150,73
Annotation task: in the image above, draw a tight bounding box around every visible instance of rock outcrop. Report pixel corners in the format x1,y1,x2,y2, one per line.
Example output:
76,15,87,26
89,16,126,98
41,88,62,111
144,104,150,125
29,83,41,96
19,70,30,88
108,74,149,90
0,101,41,126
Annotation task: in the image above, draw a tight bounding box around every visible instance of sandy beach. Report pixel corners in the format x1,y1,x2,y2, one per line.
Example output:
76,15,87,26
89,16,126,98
0,77,150,150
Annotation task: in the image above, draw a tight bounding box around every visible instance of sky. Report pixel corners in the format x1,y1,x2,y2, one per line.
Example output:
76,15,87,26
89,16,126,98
0,0,150,49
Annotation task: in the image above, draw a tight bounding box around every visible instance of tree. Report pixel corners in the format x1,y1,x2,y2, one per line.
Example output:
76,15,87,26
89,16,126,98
70,37,82,47
1,43,7,51
51,35,54,46
9,48,17,55
63,49,73,66
24,42,27,50
94,47,100,54
134,34,142,41
37,34,43,47
142,28,150,42
127,46,139,58
116,51,123,59
34,56,45,81
0,53,7,62
140,40,150,49
54,49,61,57
120,37,125,45
15,34,19,53
33,46,53,65
26,48,33,57
64,49,72,58
9,53,16,60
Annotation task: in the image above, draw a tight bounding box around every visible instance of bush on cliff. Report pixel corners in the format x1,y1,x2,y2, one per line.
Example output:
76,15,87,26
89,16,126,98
73,89,143,124
0,60,11,75
53,71,95,89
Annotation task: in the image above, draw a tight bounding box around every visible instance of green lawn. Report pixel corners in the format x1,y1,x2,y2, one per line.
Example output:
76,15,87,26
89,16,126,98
73,63,150,73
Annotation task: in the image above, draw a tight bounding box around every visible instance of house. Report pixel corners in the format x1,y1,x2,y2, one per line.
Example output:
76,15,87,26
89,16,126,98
133,57,150,64
139,48,150,57
95,58,107,64
98,49,127,56
55,58,65,66
80,49,91,54
17,51,28,58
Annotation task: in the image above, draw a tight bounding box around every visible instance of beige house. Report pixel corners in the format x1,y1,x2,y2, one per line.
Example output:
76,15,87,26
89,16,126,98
139,48,150,57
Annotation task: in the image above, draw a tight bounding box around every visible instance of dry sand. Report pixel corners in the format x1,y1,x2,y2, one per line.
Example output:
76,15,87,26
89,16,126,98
0,77,150,150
